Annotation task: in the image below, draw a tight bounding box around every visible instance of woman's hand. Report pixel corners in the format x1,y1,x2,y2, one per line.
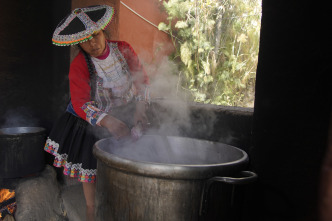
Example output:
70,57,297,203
100,115,130,139
134,102,148,126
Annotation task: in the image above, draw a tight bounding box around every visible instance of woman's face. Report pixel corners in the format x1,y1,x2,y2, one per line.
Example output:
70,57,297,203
79,30,106,57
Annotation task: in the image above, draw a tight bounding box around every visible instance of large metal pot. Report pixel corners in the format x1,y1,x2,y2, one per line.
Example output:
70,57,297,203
0,127,46,179
93,135,257,221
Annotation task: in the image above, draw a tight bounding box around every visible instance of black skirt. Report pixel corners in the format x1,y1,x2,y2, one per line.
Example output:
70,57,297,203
44,102,136,183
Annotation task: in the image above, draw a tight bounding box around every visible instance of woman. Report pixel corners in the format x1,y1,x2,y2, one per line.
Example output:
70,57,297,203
44,5,150,221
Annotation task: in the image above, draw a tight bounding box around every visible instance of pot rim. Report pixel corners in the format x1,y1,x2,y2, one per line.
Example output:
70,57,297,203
93,135,249,180
0,127,46,137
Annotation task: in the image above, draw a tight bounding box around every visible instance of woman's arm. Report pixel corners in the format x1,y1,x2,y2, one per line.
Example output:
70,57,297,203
69,52,130,138
99,115,130,139
117,41,151,126
69,52,107,126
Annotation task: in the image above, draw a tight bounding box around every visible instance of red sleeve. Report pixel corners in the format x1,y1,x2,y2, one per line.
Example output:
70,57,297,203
69,52,106,125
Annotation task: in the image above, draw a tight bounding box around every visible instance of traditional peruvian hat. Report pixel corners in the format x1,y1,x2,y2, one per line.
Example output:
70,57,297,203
52,5,114,46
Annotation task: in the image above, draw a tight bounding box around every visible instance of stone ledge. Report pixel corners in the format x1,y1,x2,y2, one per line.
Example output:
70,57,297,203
13,165,86,221
60,183,85,221
15,165,67,221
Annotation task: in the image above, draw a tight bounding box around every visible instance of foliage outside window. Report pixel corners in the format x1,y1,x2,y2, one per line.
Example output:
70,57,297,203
158,0,262,107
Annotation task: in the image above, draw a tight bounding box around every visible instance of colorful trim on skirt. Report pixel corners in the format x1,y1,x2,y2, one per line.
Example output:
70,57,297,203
45,138,97,183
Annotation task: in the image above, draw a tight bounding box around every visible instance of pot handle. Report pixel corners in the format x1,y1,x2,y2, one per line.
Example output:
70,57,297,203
199,171,258,216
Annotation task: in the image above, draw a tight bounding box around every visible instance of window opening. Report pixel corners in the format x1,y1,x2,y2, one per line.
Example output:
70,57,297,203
157,0,262,108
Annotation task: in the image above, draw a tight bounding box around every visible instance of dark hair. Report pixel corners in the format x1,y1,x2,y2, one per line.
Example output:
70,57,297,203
76,29,109,100
103,29,110,39
80,47,97,100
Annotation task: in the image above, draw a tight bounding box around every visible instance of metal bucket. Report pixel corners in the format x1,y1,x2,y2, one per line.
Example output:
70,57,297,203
93,135,257,221
0,127,46,179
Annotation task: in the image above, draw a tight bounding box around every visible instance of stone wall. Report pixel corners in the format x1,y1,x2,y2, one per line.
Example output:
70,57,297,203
148,101,253,152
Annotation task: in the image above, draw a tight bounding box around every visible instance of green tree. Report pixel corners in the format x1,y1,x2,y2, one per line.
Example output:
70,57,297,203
158,0,261,107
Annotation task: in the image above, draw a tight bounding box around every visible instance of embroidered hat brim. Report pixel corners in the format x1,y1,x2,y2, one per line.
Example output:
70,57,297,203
52,5,114,46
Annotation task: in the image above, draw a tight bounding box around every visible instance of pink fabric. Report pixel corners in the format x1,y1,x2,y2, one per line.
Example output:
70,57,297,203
96,41,110,60
97,41,110,60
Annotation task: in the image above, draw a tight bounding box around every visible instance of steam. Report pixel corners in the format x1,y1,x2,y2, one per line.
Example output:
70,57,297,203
146,56,217,138
147,56,191,136
90,52,218,141
148,56,180,99
0,108,39,129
